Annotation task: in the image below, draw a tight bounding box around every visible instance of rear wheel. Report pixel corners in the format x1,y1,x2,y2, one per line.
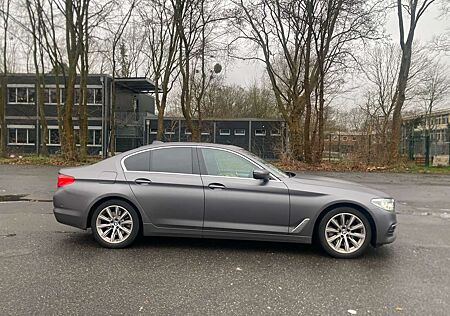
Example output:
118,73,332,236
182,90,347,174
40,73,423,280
318,207,372,259
91,200,139,248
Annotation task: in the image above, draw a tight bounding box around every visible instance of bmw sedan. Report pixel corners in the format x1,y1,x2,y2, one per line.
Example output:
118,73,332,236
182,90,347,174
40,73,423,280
53,143,397,258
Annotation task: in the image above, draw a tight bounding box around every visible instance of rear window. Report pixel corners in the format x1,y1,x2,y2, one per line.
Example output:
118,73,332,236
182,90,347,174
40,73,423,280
150,147,193,174
123,151,150,171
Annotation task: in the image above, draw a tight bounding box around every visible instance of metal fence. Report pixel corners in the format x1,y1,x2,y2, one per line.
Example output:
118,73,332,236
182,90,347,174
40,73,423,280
400,135,450,166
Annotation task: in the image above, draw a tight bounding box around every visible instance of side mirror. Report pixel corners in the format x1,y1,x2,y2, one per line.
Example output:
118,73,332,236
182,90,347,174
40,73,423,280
253,169,270,181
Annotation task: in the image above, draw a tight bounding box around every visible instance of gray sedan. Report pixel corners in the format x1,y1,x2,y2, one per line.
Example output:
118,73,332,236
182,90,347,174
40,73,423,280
53,143,397,258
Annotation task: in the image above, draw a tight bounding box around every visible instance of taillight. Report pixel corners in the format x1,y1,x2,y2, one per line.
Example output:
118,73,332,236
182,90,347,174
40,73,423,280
57,174,75,187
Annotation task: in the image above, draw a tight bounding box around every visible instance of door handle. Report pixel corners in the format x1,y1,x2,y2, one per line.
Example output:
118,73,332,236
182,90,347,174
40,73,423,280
208,183,226,190
135,178,152,185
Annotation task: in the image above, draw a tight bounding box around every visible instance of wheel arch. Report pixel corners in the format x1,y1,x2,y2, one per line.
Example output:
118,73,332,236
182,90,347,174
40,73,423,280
312,202,377,246
87,196,144,234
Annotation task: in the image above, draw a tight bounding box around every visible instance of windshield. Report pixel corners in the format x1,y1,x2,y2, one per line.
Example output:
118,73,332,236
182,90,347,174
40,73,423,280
245,151,289,179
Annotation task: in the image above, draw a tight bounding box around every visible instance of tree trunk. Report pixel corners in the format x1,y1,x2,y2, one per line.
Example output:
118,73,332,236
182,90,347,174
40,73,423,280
287,113,303,160
0,75,6,157
37,76,48,156
390,45,412,162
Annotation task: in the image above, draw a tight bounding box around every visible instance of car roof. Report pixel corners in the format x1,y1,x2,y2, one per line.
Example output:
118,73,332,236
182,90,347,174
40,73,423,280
124,142,245,155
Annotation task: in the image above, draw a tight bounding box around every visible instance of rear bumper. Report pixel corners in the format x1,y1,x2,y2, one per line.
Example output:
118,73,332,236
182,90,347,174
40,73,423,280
53,207,86,230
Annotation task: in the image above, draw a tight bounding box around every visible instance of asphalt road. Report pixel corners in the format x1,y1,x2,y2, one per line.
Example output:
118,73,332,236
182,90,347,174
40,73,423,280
1,165,450,315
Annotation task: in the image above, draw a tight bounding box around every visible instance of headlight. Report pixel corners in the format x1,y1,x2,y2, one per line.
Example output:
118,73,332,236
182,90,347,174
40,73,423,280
371,198,395,212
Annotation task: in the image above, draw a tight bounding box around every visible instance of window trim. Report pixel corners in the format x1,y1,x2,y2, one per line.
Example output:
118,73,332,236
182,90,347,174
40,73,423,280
254,129,266,136
234,129,246,136
7,125,36,145
219,128,231,136
121,145,281,181
270,129,281,136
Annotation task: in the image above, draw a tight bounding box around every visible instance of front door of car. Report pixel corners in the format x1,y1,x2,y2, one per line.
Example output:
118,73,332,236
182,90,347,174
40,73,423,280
123,146,204,236
198,147,290,234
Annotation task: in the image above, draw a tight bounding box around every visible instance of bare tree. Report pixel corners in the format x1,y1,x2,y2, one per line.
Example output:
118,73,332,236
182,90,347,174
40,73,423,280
389,0,438,161
26,0,49,156
102,0,136,155
232,0,383,162
416,59,450,137
172,0,227,141
139,0,179,141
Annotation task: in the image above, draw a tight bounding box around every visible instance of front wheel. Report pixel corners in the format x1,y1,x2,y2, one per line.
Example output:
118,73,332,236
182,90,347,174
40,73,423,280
91,200,140,248
318,207,372,259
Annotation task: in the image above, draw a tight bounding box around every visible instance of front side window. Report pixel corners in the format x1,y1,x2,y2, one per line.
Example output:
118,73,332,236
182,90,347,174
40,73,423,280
150,148,192,174
201,148,256,178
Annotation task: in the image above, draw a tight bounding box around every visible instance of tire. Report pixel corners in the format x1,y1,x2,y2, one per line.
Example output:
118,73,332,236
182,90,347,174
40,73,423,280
90,199,140,248
318,207,372,259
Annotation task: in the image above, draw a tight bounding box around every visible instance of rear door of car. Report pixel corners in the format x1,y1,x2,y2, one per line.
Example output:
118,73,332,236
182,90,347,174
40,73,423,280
122,146,204,236
198,147,290,235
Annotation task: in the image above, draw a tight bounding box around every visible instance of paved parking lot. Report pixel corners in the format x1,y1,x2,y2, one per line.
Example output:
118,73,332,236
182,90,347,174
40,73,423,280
1,165,449,315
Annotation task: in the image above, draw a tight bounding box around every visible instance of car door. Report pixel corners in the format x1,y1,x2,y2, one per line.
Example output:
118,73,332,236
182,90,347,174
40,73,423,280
122,146,204,236
198,147,290,234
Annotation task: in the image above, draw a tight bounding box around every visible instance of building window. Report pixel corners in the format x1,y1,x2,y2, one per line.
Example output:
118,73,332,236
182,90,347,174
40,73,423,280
185,128,192,135
87,88,95,104
49,88,59,104
234,129,246,136
8,87,35,104
149,128,158,135
270,129,281,136
8,88,16,103
88,128,102,146
352,136,357,141
255,129,266,136
201,130,210,136
94,88,103,104
48,128,60,145
17,88,28,103
219,129,230,136
342,136,348,141
164,128,175,135
7,126,36,145
28,88,36,103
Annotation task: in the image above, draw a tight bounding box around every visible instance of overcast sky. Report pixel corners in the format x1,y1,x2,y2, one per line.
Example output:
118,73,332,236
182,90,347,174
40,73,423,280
224,4,450,91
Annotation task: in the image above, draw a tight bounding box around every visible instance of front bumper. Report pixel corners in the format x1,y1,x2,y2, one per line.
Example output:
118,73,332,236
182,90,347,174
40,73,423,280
372,208,397,246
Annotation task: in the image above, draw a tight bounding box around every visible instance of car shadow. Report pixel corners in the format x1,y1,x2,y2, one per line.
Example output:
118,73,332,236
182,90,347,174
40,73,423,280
56,229,395,262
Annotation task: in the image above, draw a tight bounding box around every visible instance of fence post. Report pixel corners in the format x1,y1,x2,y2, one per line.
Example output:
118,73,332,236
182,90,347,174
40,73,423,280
425,135,430,167
328,134,331,162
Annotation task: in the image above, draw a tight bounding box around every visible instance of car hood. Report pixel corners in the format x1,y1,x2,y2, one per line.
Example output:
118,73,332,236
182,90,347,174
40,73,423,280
287,174,389,197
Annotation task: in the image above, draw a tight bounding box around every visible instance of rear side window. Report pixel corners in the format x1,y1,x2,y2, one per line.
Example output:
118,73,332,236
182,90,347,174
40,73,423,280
150,147,193,174
124,151,150,171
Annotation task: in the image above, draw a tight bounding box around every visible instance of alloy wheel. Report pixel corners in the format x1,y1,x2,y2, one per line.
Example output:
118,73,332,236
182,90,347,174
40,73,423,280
324,212,366,254
96,205,134,244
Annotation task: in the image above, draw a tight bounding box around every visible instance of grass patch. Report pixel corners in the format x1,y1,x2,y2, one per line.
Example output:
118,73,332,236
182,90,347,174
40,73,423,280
0,154,102,167
273,159,450,174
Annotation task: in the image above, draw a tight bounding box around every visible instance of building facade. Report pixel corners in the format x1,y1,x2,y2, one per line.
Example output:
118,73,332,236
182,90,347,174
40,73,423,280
145,117,286,159
2,74,286,159
3,73,155,156
401,108,450,161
